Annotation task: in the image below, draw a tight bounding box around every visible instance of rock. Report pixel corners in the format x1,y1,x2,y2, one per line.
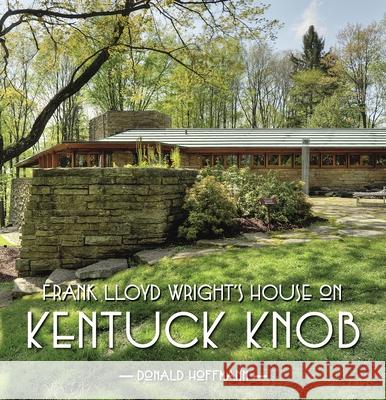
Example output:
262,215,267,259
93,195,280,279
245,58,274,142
337,229,385,237
197,239,230,248
12,276,46,298
226,239,256,248
46,269,78,286
134,248,177,265
75,258,128,280
172,248,222,260
281,238,311,244
308,225,335,234
241,232,269,241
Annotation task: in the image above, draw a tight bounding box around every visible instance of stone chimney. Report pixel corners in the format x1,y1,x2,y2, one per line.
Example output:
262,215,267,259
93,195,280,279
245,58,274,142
89,110,172,140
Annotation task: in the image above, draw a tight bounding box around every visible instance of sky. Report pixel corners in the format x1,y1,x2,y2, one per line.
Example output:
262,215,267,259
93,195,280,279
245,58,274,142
265,0,386,51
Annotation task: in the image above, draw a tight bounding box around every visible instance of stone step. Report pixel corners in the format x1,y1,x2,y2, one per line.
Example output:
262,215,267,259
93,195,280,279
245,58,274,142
75,258,128,280
12,276,46,298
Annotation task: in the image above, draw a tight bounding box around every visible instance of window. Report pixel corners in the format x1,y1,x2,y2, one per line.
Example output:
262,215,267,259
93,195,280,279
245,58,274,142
112,151,136,167
349,155,360,166
105,153,113,167
294,154,302,167
361,154,375,167
58,153,71,167
321,154,333,166
240,154,253,167
254,154,265,167
377,154,386,167
226,154,238,167
213,155,225,167
310,153,320,167
268,154,280,166
75,153,100,167
200,155,212,167
280,154,293,167
335,154,347,167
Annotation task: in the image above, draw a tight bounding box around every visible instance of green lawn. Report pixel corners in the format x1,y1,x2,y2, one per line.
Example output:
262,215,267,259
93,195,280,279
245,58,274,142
0,237,385,362
0,235,15,247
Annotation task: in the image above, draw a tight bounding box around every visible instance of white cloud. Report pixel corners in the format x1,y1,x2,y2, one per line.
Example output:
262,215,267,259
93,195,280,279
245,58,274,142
292,0,327,39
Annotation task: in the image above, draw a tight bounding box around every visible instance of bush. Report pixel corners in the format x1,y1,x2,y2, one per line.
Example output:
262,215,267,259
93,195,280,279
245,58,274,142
178,176,237,240
200,166,313,227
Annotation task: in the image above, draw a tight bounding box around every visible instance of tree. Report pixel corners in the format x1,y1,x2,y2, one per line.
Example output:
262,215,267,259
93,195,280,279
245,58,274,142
287,68,338,127
291,25,326,70
241,42,292,128
337,22,385,128
0,1,275,167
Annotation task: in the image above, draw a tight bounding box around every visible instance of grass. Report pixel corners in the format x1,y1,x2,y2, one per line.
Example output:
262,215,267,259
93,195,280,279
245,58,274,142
0,235,385,362
0,235,15,247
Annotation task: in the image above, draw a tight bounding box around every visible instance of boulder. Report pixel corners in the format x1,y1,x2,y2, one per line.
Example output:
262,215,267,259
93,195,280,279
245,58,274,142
75,258,128,280
12,276,46,298
134,248,176,265
46,269,78,286
172,248,222,260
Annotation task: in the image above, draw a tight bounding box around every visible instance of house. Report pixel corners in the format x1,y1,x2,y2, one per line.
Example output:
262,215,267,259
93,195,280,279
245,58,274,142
16,111,386,191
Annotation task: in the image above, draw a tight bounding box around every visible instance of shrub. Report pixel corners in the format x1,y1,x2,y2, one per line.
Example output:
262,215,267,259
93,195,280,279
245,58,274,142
178,176,237,240
200,166,313,227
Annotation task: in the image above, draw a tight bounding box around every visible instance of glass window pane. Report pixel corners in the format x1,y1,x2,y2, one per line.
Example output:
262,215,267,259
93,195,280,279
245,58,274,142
112,152,136,167
349,155,360,166
361,154,375,167
226,154,238,167
240,154,253,167
281,154,293,167
58,153,71,167
268,154,280,166
310,153,320,167
200,155,212,167
75,153,100,167
294,154,302,167
214,155,225,167
105,153,112,167
321,154,333,166
335,154,347,167
377,154,386,166
254,154,265,167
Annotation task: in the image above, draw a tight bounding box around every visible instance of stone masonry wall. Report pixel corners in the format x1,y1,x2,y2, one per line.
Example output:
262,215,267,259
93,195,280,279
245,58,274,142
89,111,172,140
180,154,386,190
9,178,32,227
16,168,197,277
255,168,386,189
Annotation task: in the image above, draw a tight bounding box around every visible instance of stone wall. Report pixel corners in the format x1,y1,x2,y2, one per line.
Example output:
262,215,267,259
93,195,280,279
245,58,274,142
180,155,386,190
256,168,386,190
9,178,32,227
89,111,172,140
16,168,197,277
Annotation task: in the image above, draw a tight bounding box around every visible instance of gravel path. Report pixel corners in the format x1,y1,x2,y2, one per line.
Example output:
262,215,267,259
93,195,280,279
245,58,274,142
0,247,19,281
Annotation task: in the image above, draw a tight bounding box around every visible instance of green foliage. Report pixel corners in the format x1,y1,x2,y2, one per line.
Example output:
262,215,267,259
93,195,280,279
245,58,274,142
291,25,326,70
179,176,237,240
201,166,313,227
309,92,359,128
288,68,339,127
170,147,181,169
136,139,180,168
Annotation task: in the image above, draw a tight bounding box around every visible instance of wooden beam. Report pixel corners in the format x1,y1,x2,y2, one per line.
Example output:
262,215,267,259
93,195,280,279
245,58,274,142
302,139,310,195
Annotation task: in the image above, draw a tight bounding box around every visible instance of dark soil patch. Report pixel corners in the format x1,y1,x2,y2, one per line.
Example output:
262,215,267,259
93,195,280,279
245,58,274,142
0,247,19,280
